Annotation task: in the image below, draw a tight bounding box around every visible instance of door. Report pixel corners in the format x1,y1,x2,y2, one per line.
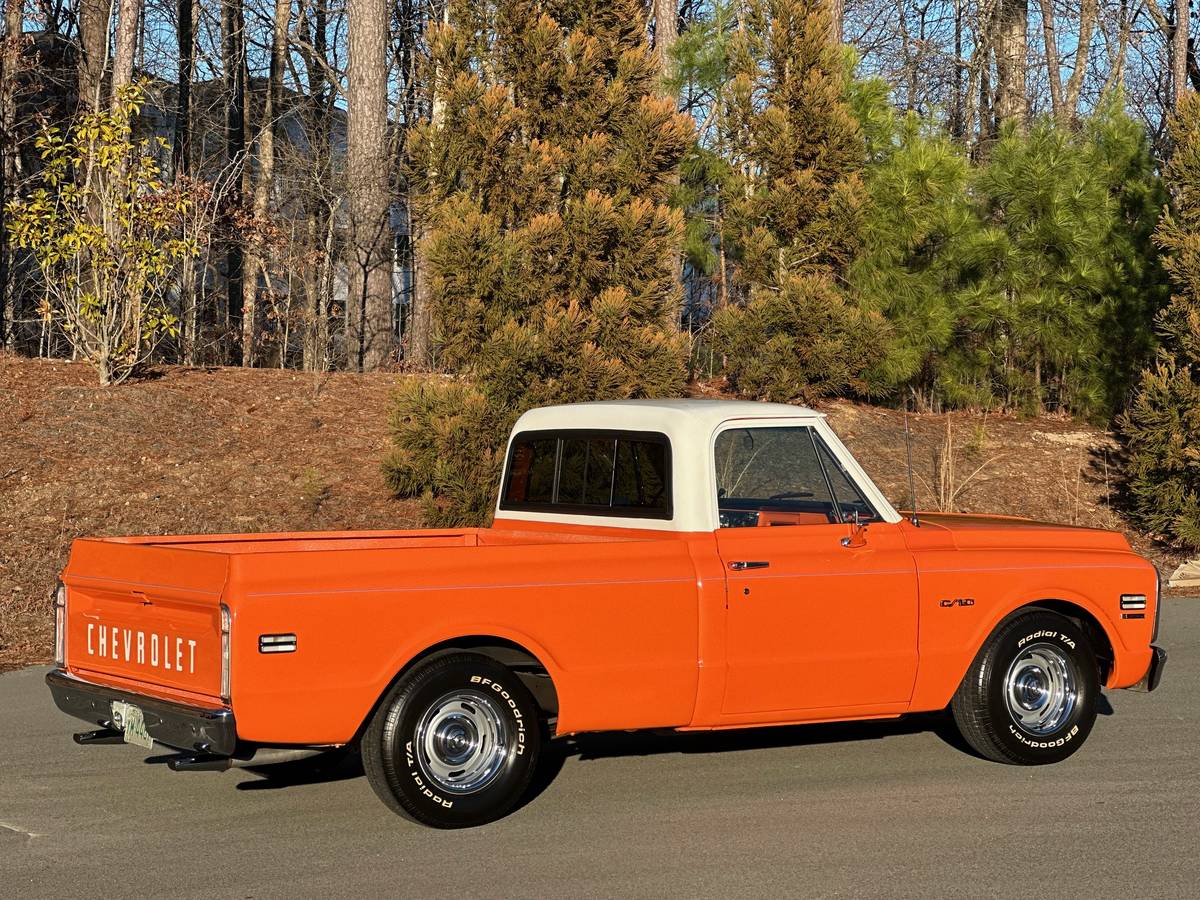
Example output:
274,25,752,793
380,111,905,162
713,424,919,716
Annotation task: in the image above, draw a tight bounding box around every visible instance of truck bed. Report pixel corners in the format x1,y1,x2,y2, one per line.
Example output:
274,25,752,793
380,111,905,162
61,522,702,741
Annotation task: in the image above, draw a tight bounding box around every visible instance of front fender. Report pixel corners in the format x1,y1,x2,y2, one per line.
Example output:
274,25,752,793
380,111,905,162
908,557,1150,712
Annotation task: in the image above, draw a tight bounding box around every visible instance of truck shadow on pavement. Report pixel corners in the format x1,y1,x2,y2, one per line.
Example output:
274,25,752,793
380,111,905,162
226,695,1116,808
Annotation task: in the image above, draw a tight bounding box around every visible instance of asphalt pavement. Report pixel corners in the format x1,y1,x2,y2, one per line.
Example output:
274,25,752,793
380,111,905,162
2,600,1196,899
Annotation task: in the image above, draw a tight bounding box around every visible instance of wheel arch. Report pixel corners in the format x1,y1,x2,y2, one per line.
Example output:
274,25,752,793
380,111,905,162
970,595,1118,691
1024,599,1116,684
357,635,562,742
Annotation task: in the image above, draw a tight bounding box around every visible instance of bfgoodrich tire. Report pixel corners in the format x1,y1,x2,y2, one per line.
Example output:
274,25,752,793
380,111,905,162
951,610,1099,765
362,652,541,828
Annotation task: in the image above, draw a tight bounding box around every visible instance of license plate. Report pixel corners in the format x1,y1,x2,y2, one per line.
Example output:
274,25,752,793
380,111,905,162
111,701,154,750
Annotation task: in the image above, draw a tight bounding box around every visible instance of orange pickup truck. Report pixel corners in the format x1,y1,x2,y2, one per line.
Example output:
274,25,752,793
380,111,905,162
47,400,1166,827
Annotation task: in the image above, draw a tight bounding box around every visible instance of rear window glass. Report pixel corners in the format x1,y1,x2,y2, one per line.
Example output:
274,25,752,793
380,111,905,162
504,437,558,504
501,431,672,519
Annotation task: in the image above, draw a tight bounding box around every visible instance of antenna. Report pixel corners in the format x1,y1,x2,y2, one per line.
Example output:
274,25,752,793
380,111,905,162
904,410,920,527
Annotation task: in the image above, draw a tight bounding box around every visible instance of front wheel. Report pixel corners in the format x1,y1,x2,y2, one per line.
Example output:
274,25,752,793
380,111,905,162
362,652,541,828
951,610,1099,765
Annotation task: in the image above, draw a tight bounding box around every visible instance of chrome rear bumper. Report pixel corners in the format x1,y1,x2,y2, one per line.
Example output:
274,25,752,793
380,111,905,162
46,669,236,755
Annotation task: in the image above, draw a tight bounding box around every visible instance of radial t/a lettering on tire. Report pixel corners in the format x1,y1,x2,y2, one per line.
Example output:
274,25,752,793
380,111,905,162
362,652,542,827
951,610,1099,765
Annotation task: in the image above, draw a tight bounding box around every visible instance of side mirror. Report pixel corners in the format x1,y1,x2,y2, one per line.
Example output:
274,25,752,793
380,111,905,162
840,510,869,548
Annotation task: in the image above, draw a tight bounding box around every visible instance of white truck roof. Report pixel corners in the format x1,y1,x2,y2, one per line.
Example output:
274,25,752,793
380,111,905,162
511,398,823,432
496,399,899,532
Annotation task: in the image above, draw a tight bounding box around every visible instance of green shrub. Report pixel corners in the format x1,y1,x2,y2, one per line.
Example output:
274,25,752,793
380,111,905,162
5,85,202,385
711,274,888,403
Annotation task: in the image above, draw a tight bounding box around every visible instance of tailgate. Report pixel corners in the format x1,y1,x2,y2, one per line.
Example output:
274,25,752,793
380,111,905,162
63,539,229,702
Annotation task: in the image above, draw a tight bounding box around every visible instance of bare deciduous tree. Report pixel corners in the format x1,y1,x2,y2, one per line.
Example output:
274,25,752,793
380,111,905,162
347,0,393,370
111,0,140,103
1,0,23,347
241,0,291,366
221,0,248,359
77,0,107,111
407,1,447,370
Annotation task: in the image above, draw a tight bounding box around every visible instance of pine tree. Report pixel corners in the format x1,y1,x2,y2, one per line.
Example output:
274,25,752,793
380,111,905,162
964,111,1163,419
710,0,887,403
668,0,738,319
851,96,1164,418
849,87,977,409
1120,93,1200,549
1085,97,1170,409
384,0,693,525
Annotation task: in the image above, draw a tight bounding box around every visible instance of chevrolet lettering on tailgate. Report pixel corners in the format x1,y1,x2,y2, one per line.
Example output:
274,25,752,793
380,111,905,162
47,400,1167,828
87,624,199,675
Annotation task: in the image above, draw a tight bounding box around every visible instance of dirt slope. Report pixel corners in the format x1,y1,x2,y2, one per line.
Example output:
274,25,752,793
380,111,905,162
0,354,1181,671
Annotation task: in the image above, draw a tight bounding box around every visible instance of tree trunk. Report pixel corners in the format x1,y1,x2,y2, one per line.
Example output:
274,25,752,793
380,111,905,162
828,0,843,43
111,0,139,103
950,0,965,139
1064,0,1097,118
241,0,290,367
407,2,446,370
978,47,994,141
172,0,194,179
1174,0,1189,109
221,0,247,363
174,0,197,362
408,230,434,368
1037,0,1065,121
1,0,21,348
347,0,393,371
994,0,1028,129
653,0,678,82
652,0,683,325
1105,0,1132,96
76,0,106,112
3,0,17,37
300,0,332,372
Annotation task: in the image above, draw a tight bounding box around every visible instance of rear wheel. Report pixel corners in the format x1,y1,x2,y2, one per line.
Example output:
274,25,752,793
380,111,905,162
951,610,1099,765
362,652,541,828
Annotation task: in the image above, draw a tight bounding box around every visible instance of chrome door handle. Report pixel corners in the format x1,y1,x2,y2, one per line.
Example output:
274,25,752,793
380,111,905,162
729,561,770,571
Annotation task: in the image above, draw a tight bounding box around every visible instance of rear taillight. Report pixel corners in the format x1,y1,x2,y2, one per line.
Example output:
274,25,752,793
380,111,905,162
52,581,67,667
1152,569,1162,643
220,604,232,702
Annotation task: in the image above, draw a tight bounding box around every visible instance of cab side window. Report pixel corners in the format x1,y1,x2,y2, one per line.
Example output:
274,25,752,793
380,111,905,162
814,437,876,523
715,426,876,528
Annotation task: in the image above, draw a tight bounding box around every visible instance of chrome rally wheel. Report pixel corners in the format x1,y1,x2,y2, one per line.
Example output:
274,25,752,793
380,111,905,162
1003,642,1079,736
415,690,510,795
